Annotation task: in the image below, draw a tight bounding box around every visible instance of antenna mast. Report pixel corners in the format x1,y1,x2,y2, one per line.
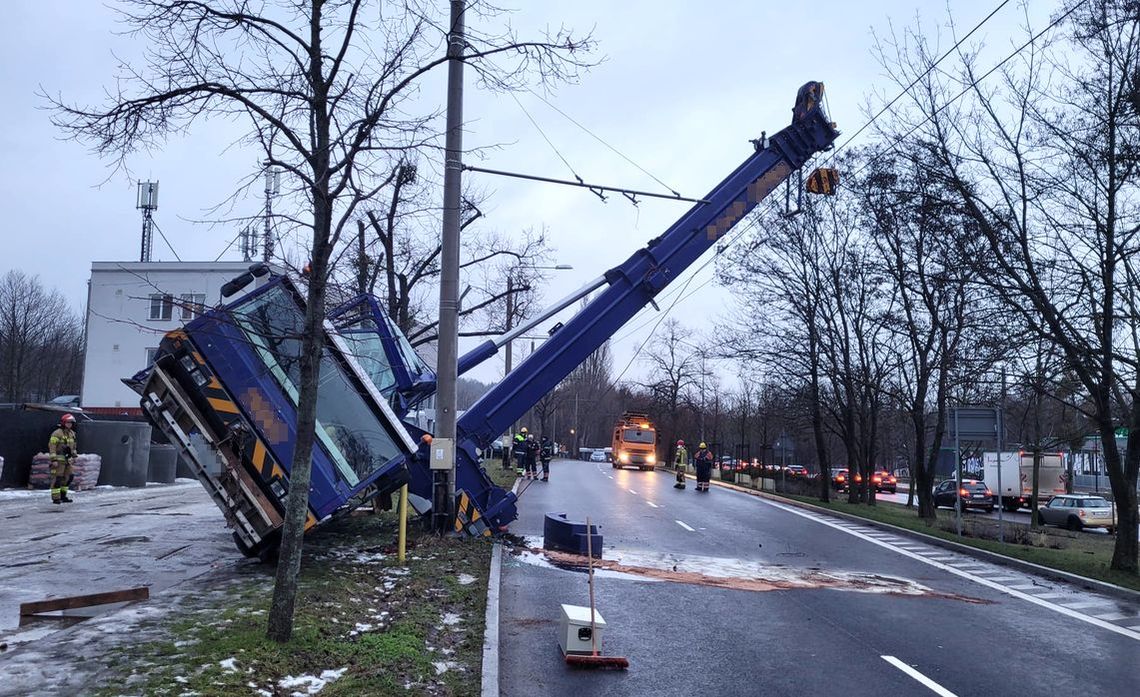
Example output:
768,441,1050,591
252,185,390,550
137,181,159,262
263,165,280,262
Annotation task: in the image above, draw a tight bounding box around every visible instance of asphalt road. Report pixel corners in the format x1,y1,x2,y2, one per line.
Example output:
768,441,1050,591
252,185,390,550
497,460,1140,697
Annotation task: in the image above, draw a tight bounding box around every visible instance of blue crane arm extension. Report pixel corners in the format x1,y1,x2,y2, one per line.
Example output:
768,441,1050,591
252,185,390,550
457,82,839,453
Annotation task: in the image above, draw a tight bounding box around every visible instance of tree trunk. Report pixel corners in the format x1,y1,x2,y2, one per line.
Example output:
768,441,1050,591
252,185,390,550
268,2,331,642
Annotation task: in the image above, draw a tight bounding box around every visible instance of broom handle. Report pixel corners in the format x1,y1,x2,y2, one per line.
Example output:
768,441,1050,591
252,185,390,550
586,516,598,656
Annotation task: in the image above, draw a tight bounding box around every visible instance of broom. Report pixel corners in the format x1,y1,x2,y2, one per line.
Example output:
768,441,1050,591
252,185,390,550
564,517,629,670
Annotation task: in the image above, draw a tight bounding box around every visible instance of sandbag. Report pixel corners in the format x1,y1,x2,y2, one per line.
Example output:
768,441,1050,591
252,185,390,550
28,452,102,490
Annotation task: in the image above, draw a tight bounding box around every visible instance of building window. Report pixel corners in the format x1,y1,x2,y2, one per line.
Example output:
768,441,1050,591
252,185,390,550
180,293,206,321
149,294,173,321
146,347,159,365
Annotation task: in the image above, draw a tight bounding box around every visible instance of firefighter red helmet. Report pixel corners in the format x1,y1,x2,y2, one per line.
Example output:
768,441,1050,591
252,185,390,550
677,439,684,446
60,413,76,425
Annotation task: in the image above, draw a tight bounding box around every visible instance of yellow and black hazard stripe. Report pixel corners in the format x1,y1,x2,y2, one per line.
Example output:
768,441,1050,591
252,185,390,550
454,490,492,537
805,167,839,196
246,436,287,485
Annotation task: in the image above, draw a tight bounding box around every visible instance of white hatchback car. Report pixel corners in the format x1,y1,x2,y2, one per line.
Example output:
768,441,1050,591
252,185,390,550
1038,494,1117,533
589,450,607,462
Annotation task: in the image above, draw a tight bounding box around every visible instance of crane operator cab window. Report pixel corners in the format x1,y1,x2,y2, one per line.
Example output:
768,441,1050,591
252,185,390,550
232,284,408,487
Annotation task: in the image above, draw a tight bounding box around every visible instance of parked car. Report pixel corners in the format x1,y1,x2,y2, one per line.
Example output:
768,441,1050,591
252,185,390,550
1037,494,1117,533
47,394,81,408
871,471,897,494
831,468,849,490
933,479,994,513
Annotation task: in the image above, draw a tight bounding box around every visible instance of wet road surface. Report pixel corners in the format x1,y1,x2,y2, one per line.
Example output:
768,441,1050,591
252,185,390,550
497,460,1140,697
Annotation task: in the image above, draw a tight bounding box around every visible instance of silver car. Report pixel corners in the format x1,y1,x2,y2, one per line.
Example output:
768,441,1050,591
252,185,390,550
1037,494,1117,533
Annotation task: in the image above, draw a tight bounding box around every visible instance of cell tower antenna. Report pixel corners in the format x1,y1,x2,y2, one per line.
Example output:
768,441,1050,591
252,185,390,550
137,181,159,262
263,165,281,262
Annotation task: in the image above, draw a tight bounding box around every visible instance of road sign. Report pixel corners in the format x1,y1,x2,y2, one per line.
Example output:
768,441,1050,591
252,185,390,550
948,407,999,441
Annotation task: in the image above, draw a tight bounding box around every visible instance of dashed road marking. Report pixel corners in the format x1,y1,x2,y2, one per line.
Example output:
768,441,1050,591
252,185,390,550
628,489,638,495
882,656,958,696
647,502,659,508
675,520,695,532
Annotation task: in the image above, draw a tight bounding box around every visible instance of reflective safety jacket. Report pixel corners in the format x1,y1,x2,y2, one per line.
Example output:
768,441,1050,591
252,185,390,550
49,428,77,463
674,446,688,468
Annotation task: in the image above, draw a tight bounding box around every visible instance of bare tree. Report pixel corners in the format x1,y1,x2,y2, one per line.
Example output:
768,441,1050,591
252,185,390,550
641,318,701,466
0,271,84,403
340,159,553,345
860,148,979,520
48,0,594,639
876,1,1139,571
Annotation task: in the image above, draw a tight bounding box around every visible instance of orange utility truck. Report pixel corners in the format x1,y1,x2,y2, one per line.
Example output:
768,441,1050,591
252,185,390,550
611,412,657,471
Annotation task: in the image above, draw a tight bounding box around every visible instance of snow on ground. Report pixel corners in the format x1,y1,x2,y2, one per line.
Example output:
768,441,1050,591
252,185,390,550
218,657,239,672
441,612,462,626
0,488,41,500
456,573,477,585
432,661,462,675
278,668,348,695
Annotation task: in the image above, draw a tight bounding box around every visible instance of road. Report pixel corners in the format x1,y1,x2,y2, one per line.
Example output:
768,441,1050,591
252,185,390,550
497,460,1140,697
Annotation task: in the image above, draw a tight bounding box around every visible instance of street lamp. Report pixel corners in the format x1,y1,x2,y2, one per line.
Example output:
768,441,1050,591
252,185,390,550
503,264,570,376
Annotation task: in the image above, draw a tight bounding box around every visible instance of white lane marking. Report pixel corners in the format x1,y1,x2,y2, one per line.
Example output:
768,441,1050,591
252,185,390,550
881,656,958,697
675,520,695,532
647,501,659,508
1007,584,1037,590
1032,592,1066,599
1062,600,1113,610
608,475,614,479
759,499,1140,642
628,489,638,495
1095,611,1130,621
1129,624,1140,632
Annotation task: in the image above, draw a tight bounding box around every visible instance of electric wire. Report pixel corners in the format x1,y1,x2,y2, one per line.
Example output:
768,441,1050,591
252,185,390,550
847,0,1085,181
508,91,583,183
525,87,684,198
827,0,1013,160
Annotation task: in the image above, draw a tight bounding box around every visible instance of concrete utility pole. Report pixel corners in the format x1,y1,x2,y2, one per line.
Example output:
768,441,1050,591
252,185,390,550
433,0,465,533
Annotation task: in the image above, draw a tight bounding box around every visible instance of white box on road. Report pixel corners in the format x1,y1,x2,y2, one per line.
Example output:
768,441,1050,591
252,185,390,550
559,603,607,655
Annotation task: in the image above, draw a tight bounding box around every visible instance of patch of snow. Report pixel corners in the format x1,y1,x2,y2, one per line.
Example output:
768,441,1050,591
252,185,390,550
278,668,348,695
174,676,188,684
0,489,40,500
432,661,461,675
441,612,462,626
387,567,409,576
456,573,477,585
219,657,239,672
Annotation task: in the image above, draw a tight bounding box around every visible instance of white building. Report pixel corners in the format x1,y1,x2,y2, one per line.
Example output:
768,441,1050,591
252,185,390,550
81,261,263,410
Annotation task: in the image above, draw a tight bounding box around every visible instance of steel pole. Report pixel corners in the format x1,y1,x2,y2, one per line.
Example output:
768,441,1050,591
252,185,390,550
434,0,465,533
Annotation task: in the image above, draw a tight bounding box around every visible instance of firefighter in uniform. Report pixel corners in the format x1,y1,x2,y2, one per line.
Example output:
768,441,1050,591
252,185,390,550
513,428,528,476
673,439,688,489
48,413,78,504
693,442,714,493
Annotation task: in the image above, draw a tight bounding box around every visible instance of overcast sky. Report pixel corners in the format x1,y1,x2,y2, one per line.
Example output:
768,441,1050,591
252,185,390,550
2,1,1056,388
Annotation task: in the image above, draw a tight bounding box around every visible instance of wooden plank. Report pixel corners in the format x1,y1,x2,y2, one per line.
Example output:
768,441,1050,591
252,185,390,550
19,586,149,616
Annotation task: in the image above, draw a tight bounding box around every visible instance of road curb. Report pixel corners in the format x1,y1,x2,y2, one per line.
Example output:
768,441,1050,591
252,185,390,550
702,475,1140,603
480,542,503,697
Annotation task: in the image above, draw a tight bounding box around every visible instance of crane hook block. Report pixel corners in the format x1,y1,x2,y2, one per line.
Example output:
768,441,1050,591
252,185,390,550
805,167,839,196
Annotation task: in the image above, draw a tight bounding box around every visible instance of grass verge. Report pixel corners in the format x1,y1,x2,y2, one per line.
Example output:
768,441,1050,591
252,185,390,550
96,511,493,696
781,494,1140,593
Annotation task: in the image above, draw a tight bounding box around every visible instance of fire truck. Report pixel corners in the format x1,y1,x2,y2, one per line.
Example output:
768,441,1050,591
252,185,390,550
611,412,658,471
